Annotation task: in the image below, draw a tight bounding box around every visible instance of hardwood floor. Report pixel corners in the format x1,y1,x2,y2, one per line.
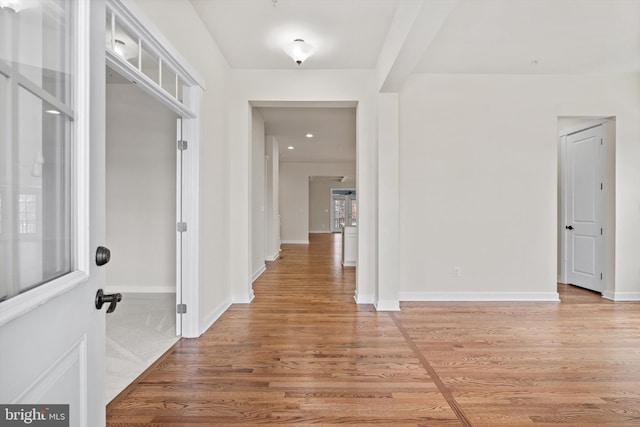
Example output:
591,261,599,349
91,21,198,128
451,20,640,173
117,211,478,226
107,234,640,426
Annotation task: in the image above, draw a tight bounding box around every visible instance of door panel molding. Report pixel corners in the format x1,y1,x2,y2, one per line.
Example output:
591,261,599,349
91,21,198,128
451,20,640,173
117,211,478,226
14,336,87,411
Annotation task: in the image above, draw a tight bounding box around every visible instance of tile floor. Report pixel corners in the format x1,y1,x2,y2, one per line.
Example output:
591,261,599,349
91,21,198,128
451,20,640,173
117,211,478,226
105,292,179,403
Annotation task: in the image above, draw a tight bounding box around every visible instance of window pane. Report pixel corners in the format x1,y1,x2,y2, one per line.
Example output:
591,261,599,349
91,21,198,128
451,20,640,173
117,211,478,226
0,0,75,304
113,18,139,69
141,42,159,85
177,76,185,103
350,199,357,226
10,87,74,297
161,63,176,97
14,0,73,105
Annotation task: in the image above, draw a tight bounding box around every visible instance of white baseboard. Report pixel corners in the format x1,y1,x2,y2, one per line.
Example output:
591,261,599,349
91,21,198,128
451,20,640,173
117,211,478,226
309,230,332,234
252,264,266,282
398,292,561,302
266,251,280,262
354,291,374,305
375,299,400,311
232,289,255,304
199,297,232,336
281,240,309,244
104,285,175,294
342,261,356,267
602,291,640,301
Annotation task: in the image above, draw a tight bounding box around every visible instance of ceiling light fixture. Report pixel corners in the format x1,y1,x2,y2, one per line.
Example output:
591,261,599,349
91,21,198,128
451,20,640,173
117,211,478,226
113,39,137,60
45,109,61,115
287,146,294,150
306,133,314,138
283,39,315,65
0,0,37,13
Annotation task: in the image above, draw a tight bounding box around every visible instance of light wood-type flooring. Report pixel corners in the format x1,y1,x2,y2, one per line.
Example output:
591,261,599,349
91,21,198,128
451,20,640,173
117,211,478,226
107,234,640,426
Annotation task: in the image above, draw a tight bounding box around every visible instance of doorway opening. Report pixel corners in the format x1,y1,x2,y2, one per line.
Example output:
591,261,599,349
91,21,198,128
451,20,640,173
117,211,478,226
250,104,358,290
557,117,615,298
104,67,181,402
330,187,357,232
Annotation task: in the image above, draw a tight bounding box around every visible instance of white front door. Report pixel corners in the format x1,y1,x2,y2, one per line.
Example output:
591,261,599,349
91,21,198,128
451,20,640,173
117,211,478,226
566,125,603,292
0,1,107,426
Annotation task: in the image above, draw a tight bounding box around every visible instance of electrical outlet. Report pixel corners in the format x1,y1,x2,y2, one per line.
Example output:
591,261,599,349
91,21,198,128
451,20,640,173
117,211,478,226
453,266,462,277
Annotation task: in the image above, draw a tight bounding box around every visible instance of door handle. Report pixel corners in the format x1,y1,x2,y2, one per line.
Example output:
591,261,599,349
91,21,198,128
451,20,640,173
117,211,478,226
565,225,574,230
95,289,122,313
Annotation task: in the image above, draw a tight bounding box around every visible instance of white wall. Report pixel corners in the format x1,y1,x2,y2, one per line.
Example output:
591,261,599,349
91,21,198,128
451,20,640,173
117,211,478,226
251,109,266,280
280,163,356,243
309,179,355,233
126,0,232,330
398,73,640,301
105,83,177,293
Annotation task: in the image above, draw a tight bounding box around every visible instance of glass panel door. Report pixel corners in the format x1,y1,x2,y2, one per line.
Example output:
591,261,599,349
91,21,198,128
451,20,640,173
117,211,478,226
349,197,357,226
332,196,346,232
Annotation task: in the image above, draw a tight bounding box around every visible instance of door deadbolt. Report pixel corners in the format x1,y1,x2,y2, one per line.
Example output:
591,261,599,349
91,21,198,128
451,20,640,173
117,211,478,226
96,246,111,266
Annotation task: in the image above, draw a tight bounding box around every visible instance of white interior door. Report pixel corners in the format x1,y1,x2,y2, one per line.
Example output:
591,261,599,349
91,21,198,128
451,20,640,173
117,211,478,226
0,1,107,425
566,125,603,292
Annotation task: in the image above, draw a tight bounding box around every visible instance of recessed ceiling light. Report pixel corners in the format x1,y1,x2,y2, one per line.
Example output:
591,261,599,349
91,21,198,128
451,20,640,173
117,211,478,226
306,133,314,138
287,146,294,150
45,109,61,115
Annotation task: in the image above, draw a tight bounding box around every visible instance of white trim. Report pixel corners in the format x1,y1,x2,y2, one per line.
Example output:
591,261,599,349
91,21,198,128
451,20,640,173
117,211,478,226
602,291,640,301
281,240,309,244
375,299,400,311
106,51,196,118
398,292,561,302
232,289,255,304
0,272,89,328
309,230,332,234
354,291,375,305
199,297,232,336
559,118,608,137
342,260,356,267
180,86,203,339
266,252,280,262
252,264,267,283
115,0,205,89
104,285,175,294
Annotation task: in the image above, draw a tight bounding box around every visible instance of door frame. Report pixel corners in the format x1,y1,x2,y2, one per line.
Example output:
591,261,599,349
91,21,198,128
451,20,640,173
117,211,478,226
558,117,615,296
107,0,204,337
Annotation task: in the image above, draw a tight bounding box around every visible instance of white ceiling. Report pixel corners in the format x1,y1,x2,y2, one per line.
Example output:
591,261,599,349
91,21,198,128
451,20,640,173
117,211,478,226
190,0,401,69
187,0,640,163
256,106,356,163
415,0,640,74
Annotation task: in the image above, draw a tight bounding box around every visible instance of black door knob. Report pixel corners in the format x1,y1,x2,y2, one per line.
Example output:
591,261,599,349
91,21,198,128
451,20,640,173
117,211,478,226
95,289,122,313
96,246,111,266
565,225,574,230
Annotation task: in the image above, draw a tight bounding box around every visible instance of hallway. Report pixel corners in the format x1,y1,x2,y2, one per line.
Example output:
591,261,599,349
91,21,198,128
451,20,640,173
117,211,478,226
107,234,640,426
